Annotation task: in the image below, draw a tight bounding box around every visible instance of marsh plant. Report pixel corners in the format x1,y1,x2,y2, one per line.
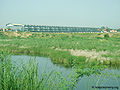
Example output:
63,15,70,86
1,32,120,67
0,51,77,90
0,32,120,89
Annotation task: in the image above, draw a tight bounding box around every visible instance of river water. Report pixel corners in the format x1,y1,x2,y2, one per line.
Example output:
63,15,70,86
11,55,120,90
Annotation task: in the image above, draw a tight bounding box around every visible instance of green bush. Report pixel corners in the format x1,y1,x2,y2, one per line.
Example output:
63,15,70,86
104,33,109,38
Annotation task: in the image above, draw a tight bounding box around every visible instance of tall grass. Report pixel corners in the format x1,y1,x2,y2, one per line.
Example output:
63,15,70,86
0,51,77,90
0,32,120,89
1,32,120,67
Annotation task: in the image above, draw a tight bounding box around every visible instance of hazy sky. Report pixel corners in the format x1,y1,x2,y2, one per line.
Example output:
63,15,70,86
0,0,120,29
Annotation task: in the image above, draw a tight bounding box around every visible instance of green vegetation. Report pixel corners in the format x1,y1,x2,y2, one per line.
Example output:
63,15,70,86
0,32,120,67
0,51,78,90
0,32,120,89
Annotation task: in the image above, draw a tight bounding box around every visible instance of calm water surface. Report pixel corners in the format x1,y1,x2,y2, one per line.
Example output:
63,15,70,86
11,55,120,90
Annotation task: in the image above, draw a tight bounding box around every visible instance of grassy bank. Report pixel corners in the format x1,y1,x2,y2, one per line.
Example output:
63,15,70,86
0,51,119,90
0,32,120,89
0,51,78,90
0,32,120,68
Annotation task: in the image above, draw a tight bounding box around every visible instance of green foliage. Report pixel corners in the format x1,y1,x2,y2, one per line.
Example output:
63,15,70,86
104,33,109,38
0,32,120,67
0,32,8,39
0,51,76,90
0,32,120,89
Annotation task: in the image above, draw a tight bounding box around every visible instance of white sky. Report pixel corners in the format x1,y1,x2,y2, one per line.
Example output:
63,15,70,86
0,0,120,29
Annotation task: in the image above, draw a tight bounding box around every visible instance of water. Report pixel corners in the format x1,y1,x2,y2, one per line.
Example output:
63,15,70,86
11,55,120,90
11,55,73,77
75,69,120,90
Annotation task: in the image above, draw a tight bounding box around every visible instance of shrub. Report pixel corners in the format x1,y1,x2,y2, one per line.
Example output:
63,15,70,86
104,34,109,38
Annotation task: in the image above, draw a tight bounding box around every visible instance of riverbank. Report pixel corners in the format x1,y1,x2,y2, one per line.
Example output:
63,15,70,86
0,32,120,68
0,32,120,89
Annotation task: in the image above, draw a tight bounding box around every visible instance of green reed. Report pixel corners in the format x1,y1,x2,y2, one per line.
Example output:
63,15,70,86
0,32,120,89
0,32,120,67
0,51,77,90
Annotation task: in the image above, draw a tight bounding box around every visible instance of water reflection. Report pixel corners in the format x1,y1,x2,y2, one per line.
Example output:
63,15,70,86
11,55,120,90
75,69,120,90
11,55,73,80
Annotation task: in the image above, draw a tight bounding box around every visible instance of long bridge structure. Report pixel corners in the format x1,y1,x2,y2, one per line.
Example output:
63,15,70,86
6,23,100,32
